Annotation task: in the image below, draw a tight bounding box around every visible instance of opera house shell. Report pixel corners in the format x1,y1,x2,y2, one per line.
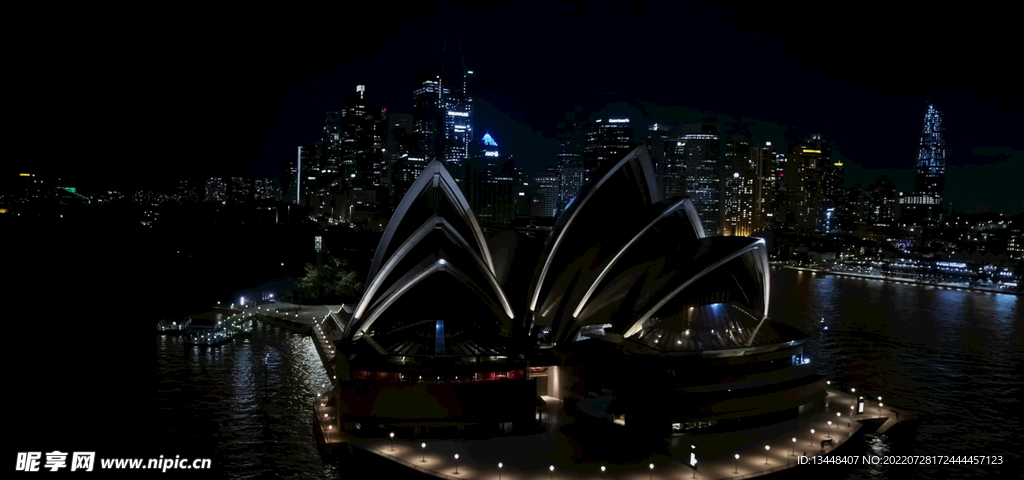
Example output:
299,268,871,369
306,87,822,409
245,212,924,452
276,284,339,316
323,146,825,438
528,146,825,437
328,160,537,436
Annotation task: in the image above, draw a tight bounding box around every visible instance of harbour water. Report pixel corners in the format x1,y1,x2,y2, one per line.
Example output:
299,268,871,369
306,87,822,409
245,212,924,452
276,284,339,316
153,268,1022,479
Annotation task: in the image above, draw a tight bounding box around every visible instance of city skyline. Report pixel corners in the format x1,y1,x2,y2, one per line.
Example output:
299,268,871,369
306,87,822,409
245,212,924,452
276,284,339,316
8,2,1022,214
6,4,1021,477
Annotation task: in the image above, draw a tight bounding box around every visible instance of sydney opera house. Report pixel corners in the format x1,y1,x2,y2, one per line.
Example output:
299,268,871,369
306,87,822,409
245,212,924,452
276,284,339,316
320,145,826,439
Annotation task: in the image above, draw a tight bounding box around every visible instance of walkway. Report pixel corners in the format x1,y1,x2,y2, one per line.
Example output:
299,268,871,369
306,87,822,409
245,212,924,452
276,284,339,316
335,389,907,480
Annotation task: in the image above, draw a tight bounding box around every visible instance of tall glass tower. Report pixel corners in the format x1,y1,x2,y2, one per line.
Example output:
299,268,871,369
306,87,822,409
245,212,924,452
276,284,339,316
914,104,946,196
902,104,946,225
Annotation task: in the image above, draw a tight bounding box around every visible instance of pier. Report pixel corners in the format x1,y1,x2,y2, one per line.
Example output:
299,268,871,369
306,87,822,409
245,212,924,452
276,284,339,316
182,309,254,346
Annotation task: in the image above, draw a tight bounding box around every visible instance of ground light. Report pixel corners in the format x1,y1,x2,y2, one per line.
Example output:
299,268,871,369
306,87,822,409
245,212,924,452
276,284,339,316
389,432,394,451
549,465,554,480
454,454,459,474
498,462,502,480
649,463,654,480
734,454,740,473
765,445,770,464
827,420,833,438
791,437,796,456
421,443,426,462
809,429,815,446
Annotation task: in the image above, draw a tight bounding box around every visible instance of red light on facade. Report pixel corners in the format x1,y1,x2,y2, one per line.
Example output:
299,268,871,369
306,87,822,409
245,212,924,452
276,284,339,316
779,174,785,177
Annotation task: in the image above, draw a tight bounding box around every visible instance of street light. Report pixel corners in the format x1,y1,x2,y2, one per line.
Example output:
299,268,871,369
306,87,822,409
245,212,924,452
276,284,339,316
601,465,606,473
791,437,796,456
454,454,459,474
498,462,503,480
809,429,815,446
421,443,426,463
827,421,832,438
691,444,697,478
765,445,770,464
649,463,654,480
549,465,554,480
389,432,394,451
734,454,740,473
879,402,884,415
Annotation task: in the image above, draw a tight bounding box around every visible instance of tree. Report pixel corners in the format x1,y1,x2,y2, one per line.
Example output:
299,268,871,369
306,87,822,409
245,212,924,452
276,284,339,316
293,257,364,304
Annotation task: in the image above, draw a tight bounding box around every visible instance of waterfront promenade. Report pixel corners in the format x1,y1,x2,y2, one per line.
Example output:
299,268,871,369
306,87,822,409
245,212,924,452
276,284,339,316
236,301,343,333
780,264,1020,296
299,305,912,480
314,387,908,480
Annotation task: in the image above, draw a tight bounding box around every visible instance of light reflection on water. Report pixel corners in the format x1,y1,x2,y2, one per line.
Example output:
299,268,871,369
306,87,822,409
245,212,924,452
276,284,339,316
155,271,1020,479
155,322,338,479
771,268,1021,480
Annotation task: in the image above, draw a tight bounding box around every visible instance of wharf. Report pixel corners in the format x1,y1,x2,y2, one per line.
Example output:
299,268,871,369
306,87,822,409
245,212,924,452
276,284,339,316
182,309,253,347
245,302,343,334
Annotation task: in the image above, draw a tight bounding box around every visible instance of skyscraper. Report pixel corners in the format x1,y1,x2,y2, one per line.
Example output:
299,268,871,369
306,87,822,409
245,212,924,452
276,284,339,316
441,40,474,175
286,144,319,206
722,135,754,236
750,141,778,229
821,155,845,232
646,123,671,195
465,133,517,226
320,103,342,177
412,65,474,182
339,85,384,193
582,118,633,185
412,70,449,165
785,135,832,231
385,113,419,202
443,68,473,174
556,121,585,210
528,172,560,218
914,104,946,197
679,124,722,235
903,104,947,225
865,175,899,227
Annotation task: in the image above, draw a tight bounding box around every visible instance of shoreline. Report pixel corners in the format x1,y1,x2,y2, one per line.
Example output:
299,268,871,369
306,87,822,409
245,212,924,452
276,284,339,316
774,264,1021,296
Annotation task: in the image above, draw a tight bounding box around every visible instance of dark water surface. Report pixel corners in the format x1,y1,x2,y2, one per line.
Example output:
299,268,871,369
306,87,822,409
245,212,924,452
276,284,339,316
153,268,1022,479
771,268,1022,479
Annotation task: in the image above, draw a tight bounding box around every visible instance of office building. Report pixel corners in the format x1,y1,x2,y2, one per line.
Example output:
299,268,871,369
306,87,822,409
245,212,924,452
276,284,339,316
582,118,633,185
678,124,722,235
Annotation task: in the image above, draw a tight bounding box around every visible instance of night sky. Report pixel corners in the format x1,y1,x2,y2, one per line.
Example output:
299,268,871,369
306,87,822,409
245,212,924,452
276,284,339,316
14,1,1022,213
